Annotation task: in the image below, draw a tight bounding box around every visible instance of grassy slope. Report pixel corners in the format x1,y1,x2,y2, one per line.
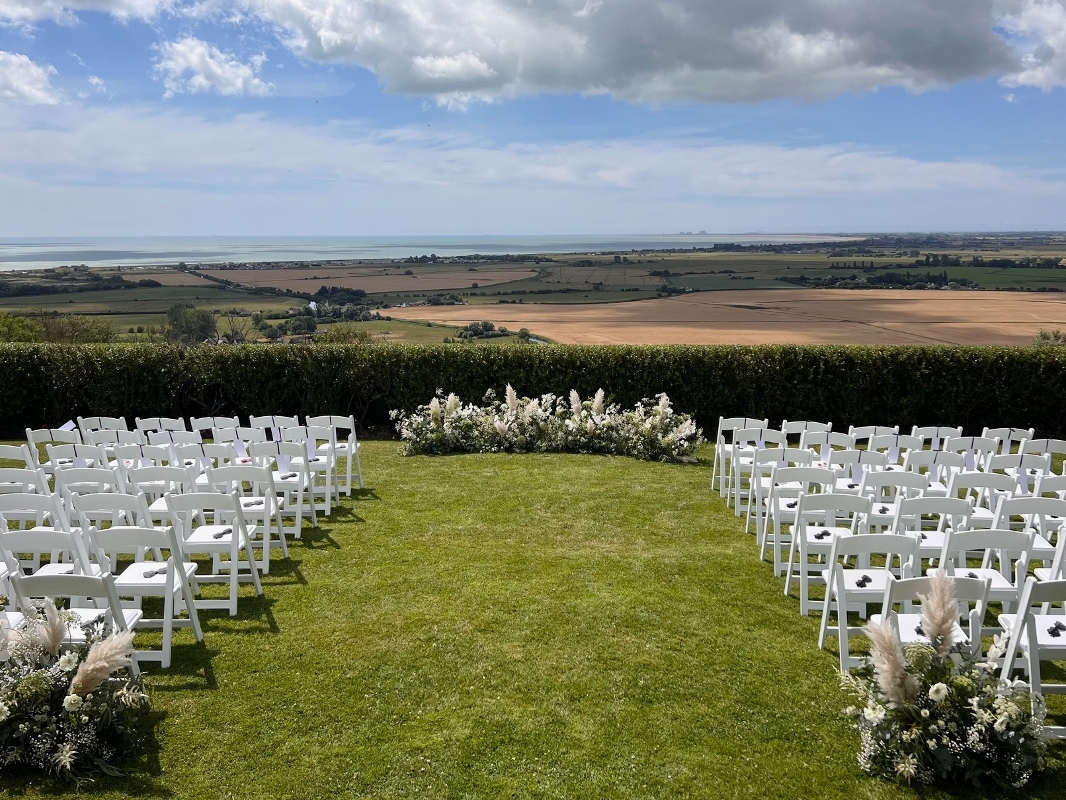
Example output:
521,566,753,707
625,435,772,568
1,443,1063,798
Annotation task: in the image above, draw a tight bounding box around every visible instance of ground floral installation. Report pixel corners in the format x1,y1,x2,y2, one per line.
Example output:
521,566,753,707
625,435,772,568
0,599,149,783
392,385,704,462
841,573,1048,789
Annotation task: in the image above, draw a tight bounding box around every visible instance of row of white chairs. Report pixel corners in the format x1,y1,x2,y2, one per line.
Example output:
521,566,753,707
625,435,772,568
19,413,364,497
716,422,1066,738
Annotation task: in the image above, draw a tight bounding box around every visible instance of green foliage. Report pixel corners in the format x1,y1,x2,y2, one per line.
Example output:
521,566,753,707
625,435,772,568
2,344,1066,438
315,322,376,344
1033,329,1066,347
37,313,113,344
164,303,217,344
0,313,42,342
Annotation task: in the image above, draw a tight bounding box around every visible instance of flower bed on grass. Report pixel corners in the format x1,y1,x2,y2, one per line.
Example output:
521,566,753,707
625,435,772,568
392,386,704,462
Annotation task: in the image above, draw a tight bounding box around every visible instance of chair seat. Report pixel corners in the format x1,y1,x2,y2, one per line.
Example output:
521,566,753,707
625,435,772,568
958,568,1017,600
998,613,1066,651
906,529,948,559
1035,567,1062,582
114,560,198,593
871,612,969,647
60,608,143,642
33,562,103,578
185,524,257,548
823,568,893,599
801,525,852,551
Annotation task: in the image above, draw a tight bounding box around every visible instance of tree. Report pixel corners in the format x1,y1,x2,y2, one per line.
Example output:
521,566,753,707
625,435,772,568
34,310,113,343
0,313,42,342
220,311,254,343
165,303,217,344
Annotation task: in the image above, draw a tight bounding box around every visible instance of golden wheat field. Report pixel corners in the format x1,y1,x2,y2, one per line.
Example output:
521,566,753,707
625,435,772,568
387,289,1066,345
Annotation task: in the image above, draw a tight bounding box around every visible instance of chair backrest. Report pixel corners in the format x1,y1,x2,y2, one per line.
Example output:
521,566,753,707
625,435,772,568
827,531,919,577
53,467,124,506
249,414,300,431
714,417,770,446
237,426,268,444
306,414,357,437
249,440,310,474
135,416,187,434
147,430,203,447
77,415,129,434
88,524,182,573
175,442,238,472
780,420,831,435
902,449,965,484
45,443,107,470
943,436,1000,470
165,489,247,539
0,444,34,469
938,528,1032,585
946,469,1016,509
847,424,899,443
985,452,1052,495
0,491,69,530
869,434,923,465
732,427,786,451
891,496,972,535
982,426,1035,455
910,425,963,451
84,428,144,447
204,464,276,496
0,467,49,494
26,429,81,467
125,465,196,499
0,511,93,574
1035,473,1066,499
769,466,835,496
11,570,131,633
114,444,174,470
71,490,154,530
881,574,991,652
858,469,929,501
1001,578,1066,680
992,495,1066,534
1019,438,1066,461
190,416,240,435
795,491,872,533
799,430,855,459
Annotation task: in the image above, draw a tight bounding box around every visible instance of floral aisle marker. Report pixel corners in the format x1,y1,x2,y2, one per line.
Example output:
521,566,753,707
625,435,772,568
0,599,150,783
841,572,1048,789
391,385,704,462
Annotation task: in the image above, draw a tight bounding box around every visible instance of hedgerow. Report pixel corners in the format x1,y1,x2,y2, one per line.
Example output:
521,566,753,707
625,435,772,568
0,343,1063,437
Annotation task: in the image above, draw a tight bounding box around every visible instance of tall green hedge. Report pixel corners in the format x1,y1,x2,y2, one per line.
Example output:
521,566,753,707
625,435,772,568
0,343,1063,438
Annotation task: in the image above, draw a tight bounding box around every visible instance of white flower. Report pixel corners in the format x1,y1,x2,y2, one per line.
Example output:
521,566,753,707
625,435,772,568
494,419,508,437
894,753,918,780
994,715,1010,733
58,652,79,671
0,701,9,722
928,682,949,703
63,693,83,712
927,739,938,750
863,704,886,724
53,742,77,772
920,708,930,718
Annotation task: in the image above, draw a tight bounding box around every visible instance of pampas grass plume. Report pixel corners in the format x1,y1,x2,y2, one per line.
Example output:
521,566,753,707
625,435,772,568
867,621,919,705
505,384,519,412
37,601,67,657
592,389,605,416
569,390,582,416
70,630,135,696
920,572,958,658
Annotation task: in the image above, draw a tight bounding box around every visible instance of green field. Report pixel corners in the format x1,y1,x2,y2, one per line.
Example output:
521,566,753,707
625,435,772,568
3,233,1066,338
0,443,1063,798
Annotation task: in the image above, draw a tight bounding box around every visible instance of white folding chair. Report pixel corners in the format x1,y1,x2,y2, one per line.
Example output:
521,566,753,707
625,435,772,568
760,465,835,577
946,470,1016,529
166,490,263,616
9,571,142,676
944,435,1001,472
307,414,364,494
828,449,889,494
249,441,317,537
0,444,34,474
710,417,768,497
999,577,1066,740
0,465,49,498
910,425,963,452
847,424,898,448
77,415,129,435
53,466,125,509
125,465,198,526
203,464,288,573
25,428,81,477
282,425,338,515
746,447,811,536
728,428,785,514
869,433,923,468
88,523,203,668
992,494,1065,567
901,449,965,497
784,492,872,616
938,528,1032,616
44,443,106,474
799,430,855,464
1020,438,1066,472
0,503,98,578
135,416,187,435
189,416,240,437
890,496,972,564
818,532,920,671
871,574,991,658
857,469,929,531
982,426,1035,456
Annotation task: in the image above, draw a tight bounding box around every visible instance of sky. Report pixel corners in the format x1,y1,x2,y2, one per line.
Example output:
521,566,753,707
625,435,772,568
0,0,1065,236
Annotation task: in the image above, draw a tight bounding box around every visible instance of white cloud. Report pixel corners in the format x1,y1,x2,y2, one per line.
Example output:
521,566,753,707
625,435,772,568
0,0,171,24
999,0,1066,91
155,37,274,97
0,51,60,104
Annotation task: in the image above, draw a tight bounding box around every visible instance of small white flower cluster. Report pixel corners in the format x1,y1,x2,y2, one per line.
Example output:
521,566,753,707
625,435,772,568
843,630,1048,789
391,385,704,462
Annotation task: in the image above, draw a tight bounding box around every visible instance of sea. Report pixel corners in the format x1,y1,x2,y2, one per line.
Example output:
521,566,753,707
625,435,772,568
0,234,861,272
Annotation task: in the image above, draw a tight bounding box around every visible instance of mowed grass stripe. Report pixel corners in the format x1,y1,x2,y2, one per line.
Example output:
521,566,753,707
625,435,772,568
1,443,1062,798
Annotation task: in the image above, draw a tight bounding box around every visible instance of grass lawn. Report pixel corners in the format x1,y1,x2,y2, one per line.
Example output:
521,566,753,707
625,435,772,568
1,442,1064,798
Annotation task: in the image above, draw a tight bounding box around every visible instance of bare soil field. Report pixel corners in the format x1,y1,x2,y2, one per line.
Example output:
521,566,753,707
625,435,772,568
128,270,216,286
203,267,538,294
387,289,1066,345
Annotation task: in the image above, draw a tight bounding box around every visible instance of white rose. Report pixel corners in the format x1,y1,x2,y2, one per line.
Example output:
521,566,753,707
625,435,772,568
863,704,886,724
58,652,79,671
928,683,949,703
63,694,83,712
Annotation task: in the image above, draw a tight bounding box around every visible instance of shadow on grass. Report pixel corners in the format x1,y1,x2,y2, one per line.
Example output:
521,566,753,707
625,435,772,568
194,592,281,636
141,642,220,691
296,526,342,550
260,556,308,586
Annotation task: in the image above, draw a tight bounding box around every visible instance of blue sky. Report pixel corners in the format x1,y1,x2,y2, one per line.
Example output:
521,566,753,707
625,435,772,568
1,1,1065,235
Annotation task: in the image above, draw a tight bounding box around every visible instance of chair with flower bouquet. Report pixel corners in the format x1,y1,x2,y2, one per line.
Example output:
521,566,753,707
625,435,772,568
999,576,1066,739
870,573,991,659
817,532,921,671
783,491,873,616
8,570,142,675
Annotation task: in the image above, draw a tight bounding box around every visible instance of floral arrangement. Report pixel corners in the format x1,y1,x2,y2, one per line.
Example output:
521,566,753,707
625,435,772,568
391,386,704,462
0,599,149,783
841,573,1048,788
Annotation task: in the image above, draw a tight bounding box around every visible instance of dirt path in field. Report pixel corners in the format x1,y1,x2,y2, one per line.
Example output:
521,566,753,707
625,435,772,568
386,289,1066,345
